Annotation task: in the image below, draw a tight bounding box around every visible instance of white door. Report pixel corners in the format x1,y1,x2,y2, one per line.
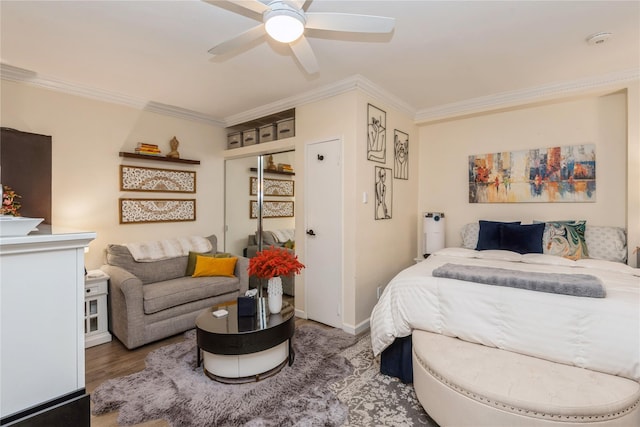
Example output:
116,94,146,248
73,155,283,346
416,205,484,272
305,138,342,328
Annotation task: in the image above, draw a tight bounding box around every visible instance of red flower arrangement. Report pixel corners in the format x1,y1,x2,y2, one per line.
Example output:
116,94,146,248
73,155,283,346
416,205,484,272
248,246,305,279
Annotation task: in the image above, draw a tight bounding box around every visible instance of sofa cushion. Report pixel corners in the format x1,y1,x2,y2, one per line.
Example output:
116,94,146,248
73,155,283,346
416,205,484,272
143,276,240,314
106,235,218,285
106,244,189,285
260,231,278,246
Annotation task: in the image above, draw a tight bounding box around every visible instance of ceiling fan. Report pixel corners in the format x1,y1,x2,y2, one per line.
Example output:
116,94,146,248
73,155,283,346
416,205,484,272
205,0,395,74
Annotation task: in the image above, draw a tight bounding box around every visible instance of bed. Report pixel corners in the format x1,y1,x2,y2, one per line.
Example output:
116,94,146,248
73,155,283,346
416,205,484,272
370,222,640,383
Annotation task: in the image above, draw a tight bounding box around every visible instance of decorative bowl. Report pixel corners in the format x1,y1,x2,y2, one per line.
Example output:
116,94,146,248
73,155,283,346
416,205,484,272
0,217,44,237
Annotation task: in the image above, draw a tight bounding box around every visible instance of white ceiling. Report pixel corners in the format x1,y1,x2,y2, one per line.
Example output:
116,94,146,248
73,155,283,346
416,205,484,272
1,0,639,125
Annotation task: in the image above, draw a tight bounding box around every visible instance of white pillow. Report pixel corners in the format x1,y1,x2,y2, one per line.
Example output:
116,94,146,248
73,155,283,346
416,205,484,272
584,226,627,263
575,258,639,276
476,250,522,262
460,222,479,249
521,253,576,267
433,247,479,258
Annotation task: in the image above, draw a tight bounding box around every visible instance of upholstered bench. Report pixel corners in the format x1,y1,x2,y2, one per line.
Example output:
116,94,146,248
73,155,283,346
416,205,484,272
412,330,640,426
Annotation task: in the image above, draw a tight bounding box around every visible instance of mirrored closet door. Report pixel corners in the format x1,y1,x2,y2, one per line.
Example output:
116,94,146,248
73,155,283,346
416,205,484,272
224,151,296,294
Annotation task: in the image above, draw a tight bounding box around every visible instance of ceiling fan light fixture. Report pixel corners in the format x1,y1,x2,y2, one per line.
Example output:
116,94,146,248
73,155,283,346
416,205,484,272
264,5,305,43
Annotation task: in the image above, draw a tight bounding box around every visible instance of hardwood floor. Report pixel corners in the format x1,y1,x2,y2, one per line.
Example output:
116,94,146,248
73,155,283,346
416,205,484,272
86,296,298,426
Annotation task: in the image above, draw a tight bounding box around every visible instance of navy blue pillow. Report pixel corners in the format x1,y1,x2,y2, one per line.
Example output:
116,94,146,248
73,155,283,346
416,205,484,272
476,220,520,250
499,223,545,254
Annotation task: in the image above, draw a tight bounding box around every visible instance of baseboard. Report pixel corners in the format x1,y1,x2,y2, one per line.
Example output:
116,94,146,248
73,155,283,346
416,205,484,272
296,311,369,336
342,318,371,336
85,332,112,348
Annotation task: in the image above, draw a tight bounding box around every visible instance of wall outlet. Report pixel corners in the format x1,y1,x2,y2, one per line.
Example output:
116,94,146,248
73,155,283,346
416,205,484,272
376,285,383,299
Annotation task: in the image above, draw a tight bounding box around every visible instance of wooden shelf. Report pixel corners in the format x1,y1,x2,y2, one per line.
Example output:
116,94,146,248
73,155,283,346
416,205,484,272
227,109,295,134
249,167,295,176
119,152,200,165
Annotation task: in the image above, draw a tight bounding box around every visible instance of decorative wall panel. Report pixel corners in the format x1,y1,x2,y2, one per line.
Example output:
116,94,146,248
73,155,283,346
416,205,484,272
249,177,294,197
119,198,196,223
249,201,294,218
120,165,196,193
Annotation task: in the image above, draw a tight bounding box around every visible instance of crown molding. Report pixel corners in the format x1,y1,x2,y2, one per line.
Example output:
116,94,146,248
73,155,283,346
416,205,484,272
0,63,226,127
415,68,640,124
4,62,638,129
224,74,416,126
143,101,225,126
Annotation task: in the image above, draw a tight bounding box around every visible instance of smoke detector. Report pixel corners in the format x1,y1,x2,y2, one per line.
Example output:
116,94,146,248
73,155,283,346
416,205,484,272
586,32,612,46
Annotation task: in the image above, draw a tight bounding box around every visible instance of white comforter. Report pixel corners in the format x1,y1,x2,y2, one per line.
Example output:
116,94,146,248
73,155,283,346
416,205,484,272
370,248,640,381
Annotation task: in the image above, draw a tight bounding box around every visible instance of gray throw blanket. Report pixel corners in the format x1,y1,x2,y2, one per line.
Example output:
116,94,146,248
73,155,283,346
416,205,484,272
432,263,605,298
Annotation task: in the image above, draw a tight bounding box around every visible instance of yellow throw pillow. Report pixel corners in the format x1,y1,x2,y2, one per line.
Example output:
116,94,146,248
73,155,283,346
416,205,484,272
185,251,233,276
192,255,237,278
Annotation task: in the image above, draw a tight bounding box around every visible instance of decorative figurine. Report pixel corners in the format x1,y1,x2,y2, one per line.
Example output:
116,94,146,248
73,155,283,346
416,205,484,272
167,136,180,159
266,154,277,170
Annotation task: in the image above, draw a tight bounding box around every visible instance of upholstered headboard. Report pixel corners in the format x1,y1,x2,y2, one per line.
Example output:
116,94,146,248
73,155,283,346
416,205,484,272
461,222,627,263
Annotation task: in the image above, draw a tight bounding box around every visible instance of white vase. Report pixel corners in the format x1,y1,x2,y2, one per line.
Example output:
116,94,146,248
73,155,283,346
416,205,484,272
267,276,283,314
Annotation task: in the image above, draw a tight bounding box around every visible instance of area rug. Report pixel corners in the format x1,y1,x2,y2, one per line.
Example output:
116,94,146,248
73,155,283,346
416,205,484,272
92,324,438,426
331,333,438,427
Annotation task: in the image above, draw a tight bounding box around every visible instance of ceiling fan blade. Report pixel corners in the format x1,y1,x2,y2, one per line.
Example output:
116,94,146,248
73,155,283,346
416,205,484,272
289,35,319,74
220,0,270,15
208,24,266,55
305,13,395,33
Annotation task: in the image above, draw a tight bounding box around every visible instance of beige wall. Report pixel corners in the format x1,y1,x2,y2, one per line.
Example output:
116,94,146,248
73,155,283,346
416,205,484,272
352,92,419,329
292,91,358,327
418,89,638,266
1,80,227,270
291,90,418,332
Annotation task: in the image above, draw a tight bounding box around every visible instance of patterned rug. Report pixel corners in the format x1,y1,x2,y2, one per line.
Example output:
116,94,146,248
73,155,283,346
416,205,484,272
91,324,438,426
333,333,438,426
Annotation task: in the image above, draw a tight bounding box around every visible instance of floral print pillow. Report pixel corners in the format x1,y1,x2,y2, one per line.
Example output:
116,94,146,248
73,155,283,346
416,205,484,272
543,220,589,260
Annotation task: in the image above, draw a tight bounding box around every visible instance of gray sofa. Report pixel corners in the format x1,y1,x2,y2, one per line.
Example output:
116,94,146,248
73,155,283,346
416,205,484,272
245,230,295,296
101,235,248,349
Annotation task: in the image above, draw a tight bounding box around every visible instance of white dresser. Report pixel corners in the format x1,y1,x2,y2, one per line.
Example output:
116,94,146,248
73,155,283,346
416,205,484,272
0,226,95,426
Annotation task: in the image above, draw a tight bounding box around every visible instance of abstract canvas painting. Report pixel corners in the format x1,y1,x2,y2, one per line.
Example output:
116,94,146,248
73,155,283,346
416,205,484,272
469,144,596,203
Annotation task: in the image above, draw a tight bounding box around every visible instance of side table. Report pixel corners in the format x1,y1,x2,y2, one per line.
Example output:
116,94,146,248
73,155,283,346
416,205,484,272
84,270,112,348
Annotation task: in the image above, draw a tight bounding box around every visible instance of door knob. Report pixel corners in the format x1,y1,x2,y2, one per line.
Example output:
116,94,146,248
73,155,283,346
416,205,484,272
306,229,316,236
317,154,324,161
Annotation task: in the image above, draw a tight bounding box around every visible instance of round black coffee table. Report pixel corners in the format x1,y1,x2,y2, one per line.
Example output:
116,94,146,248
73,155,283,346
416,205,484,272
195,299,295,383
